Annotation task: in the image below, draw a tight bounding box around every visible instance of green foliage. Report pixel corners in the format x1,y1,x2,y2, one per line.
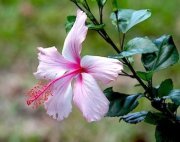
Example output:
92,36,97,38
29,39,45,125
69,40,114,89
155,122,180,142
144,111,180,142
142,35,179,71
120,111,148,124
111,9,151,33
144,112,167,125
65,16,76,33
104,87,142,117
158,79,173,98
167,103,179,113
87,23,105,30
110,37,158,59
65,16,104,33
96,0,107,7
76,0,85,4
136,71,153,81
112,0,120,11
164,89,180,105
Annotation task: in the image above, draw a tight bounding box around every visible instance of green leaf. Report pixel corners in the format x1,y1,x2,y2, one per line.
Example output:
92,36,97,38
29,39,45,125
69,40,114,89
110,9,151,33
158,79,173,98
87,23,105,30
136,71,153,81
124,37,158,56
65,16,76,33
167,103,179,113
120,111,148,124
76,0,85,4
155,122,180,142
110,37,158,59
96,0,107,7
104,87,142,117
112,0,120,11
164,89,180,105
141,35,179,71
65,16,104,32
144,112,167,125
127,56,134,64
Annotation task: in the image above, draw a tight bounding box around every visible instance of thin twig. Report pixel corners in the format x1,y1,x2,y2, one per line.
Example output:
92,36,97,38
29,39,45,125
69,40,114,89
99,7,103,24
121,34,126,50
115,11,121,50
119,73,134,78
84,0,91,11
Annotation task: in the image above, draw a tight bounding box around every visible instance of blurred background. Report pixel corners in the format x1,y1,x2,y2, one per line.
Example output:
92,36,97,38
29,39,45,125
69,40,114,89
0,0,179,142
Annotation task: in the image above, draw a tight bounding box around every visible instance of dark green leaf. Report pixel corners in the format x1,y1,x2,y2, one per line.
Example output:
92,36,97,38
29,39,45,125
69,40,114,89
96,0,107,7
167,103,179,113
87,23,105,30
65,16,76,33
76,0,85,4
164,89,180,105
111,37,158,59
110,9,151,33
155,121,180,142
136,71,153,81
112,0,120,11
144,112,167,125
120,111,148,124
104,87,142,117
158,79,173,98
141,35,179,71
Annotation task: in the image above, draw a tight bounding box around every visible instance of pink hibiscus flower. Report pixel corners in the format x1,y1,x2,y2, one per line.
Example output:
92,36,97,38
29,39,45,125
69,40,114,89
27,10,123,122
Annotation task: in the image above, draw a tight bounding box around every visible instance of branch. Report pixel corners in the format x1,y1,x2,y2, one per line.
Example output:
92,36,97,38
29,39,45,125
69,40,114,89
70,0,148,91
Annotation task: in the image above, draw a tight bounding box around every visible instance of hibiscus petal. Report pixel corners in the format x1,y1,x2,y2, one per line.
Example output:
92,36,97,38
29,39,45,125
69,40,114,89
73,73,109,122
81,55,123,84
62,10,88,63
34,47,79,80
44,73,74,121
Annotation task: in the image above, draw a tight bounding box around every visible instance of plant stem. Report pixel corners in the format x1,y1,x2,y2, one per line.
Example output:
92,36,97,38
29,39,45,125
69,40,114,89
84,0,91,11
124,59,148,90
86,15,147,90
71,1,85,12
121,34,126,50
114,11,121,50
119,70,134,78
100,29,120,53
99,7,103,24
70,0,179,124
71,1,148,91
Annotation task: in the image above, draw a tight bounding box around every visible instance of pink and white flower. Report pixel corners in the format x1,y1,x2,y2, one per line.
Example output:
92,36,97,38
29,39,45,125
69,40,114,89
27,10,123,122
